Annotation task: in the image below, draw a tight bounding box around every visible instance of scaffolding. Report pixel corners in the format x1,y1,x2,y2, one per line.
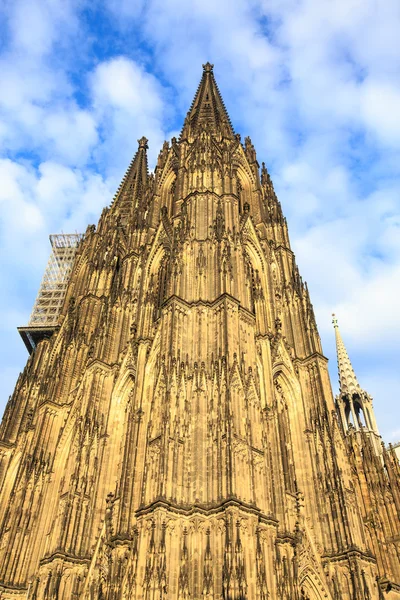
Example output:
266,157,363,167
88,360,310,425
19,233,83,353
28,234,83,326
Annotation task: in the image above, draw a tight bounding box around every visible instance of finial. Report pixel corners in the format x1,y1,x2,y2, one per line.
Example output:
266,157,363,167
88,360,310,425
138,136,148,149
202,62,214,73
261,162,268,184
180,61,235,141
332,313,338,328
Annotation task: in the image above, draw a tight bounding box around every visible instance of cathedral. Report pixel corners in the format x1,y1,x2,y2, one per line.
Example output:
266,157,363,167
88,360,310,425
0,63,399,600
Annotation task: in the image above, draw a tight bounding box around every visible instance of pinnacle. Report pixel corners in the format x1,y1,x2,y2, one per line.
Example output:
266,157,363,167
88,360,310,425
111,136,149,215
180,63,235,141
332,314,361,396
203,62,214,73
138,136,149,149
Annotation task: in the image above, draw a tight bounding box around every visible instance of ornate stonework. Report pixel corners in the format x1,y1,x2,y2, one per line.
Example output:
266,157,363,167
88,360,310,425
0,63,399,600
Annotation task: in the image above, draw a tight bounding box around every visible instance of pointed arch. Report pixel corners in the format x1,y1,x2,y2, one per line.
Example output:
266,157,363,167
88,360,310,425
232,147,256,189
113,366,136,402
0,449,22,521
159,167,177,217
299,568,332,600
241,217,273,330
229,360,246,438
273,359,304,416
142,327,162,411
105,369,136,493
141,242,170,334
273,363,303,494
145,224,170,277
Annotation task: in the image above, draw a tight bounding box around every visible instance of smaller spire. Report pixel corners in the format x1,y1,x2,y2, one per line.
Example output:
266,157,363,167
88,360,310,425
111,137,149,218
138,136,149,149
332,314,361,395
333,314,382,453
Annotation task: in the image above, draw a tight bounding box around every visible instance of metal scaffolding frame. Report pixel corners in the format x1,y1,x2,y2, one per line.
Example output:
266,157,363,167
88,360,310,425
28,233,83,327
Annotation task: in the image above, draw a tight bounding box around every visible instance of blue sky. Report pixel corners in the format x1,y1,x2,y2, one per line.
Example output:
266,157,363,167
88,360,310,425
0,0,399,441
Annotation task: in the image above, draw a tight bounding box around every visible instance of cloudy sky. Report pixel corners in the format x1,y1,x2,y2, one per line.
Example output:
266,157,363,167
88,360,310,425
0,0,399,441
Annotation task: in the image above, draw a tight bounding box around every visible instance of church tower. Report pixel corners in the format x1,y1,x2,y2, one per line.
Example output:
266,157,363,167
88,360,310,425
0,63,399,600
333,314,381,456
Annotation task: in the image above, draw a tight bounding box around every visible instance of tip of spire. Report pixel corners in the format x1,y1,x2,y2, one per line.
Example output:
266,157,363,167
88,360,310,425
333,313,363,395
180,63,234,141
138,136,148,149
202,62,214,73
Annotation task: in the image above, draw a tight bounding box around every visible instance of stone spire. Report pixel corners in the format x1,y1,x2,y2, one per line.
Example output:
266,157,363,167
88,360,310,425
333,314,381,453
332,314,361,395
111,136,149,218
180,62,235,141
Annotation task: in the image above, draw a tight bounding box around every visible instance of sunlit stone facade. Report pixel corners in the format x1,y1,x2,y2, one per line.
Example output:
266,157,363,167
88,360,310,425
0,63,399,600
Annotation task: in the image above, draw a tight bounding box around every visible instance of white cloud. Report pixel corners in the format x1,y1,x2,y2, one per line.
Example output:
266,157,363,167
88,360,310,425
43,109,99,165
93,57,162,114
0,160,44,237
7,0,80,58
361,81,400,146
90,56,168,172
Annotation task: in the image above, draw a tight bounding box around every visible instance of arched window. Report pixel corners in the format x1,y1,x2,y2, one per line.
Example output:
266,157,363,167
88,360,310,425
156,257,170,318
353,394,366,428
355,403,366,427
344,397,354,427
237,177,243,214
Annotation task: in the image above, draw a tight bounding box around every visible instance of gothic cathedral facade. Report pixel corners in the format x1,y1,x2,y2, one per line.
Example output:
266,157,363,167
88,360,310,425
0,63,399,600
